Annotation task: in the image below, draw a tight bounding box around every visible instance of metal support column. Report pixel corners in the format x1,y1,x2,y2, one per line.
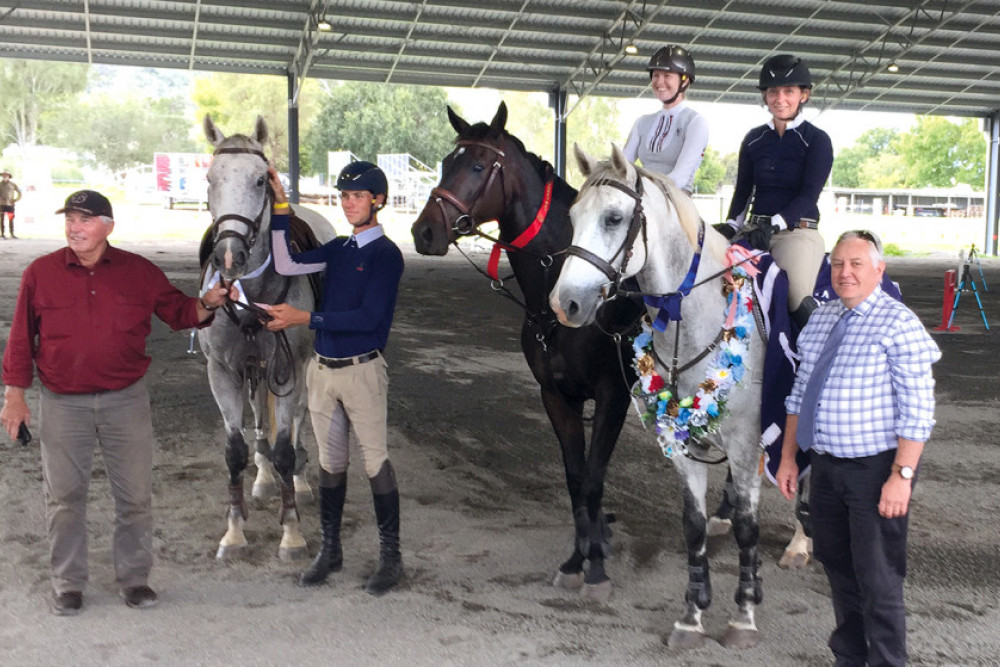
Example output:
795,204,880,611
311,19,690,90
286,70,301,205
549,88,568,179
984,110,1000,255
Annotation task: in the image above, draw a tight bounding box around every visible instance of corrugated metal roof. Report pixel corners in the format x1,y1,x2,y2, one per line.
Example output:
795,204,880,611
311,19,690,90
1,0,998,117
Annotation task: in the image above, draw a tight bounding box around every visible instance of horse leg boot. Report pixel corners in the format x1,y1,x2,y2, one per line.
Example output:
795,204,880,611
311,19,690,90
365,461,403,596
299,470,346,587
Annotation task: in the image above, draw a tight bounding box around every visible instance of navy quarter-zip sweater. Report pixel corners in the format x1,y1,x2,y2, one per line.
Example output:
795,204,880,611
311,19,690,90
271,213,404,358
727,119,833,226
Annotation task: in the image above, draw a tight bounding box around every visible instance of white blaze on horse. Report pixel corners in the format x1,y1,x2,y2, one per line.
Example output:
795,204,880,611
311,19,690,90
199,115,334,561
550,144,766,650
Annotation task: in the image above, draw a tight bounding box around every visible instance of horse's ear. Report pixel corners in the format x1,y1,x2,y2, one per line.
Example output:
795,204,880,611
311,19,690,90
447,106,469,135
490,101,508,132
204,114,225,147
253,116,268,144
574,143,597,178
611,143,633,179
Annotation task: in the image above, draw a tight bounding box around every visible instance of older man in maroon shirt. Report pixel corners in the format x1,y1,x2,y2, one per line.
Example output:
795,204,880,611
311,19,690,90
0,190,229,616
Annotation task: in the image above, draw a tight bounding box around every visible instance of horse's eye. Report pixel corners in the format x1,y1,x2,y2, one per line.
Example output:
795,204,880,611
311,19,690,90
257,176,266,187
604,211,624,227
472,164,484,173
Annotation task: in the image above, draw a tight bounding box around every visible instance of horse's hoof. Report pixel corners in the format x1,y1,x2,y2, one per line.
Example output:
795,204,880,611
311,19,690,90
706,516,732,537
552,570,585,590
778,550,811,569
667,626,705,650
251,482,276,499
721,625,759,650
216,544,249,560
278,545,310,561
580,580,612,603
295,490,314,507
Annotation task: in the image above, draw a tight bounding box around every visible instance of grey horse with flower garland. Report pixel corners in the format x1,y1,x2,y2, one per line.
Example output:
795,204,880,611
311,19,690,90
549,144,766,650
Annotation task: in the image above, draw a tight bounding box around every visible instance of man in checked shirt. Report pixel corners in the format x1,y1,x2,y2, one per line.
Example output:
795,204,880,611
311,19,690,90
776,230,941,667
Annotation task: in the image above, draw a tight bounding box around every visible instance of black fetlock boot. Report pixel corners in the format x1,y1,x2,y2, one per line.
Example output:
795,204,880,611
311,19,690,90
365,461,403,596
299,473,346,587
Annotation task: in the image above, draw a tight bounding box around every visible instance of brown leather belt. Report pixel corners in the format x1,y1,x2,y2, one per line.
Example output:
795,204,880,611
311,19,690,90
317,350,380,369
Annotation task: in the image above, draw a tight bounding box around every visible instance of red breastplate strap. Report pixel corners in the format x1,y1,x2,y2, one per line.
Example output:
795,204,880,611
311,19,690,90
487,179,554,280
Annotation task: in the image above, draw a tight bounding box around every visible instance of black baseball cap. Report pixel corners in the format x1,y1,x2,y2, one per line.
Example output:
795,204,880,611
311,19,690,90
55,190,114,218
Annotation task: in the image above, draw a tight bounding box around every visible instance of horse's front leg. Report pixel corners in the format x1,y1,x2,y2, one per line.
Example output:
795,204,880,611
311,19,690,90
271,390,308,561
668,460,712,649
207,361,251,560
537,386,588,591
722,456,763,650
573,385,631,602
779,471,813,569
291,391,314,506
250,388,277,500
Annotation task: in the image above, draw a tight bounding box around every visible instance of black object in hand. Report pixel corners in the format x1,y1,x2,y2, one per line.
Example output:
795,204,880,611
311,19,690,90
17,423,31,446
746,223,776,250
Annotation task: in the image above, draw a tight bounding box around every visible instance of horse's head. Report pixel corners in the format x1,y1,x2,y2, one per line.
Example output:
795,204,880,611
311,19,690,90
203,114,271,281
549,143,651,328
411,102,516,255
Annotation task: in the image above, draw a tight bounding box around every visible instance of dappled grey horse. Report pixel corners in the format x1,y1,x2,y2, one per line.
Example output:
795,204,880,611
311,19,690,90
198,115,334,560
550,145,766,650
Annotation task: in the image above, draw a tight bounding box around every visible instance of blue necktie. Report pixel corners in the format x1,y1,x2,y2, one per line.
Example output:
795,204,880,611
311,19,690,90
796,310,854,451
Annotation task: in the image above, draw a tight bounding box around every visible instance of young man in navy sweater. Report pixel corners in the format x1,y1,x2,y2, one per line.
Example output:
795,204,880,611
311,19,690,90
264,162,405,595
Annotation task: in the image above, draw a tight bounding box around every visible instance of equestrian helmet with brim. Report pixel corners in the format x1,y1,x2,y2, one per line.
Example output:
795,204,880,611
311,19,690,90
759,54,812,89
337,161,388,212
648,45,696,83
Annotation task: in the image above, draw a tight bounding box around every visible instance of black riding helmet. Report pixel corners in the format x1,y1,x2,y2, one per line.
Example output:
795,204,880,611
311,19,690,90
336,161,389,212
648,45,696,83
758,54,812,90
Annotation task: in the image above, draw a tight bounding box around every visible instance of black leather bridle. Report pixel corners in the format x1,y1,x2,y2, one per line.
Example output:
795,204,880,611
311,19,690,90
208,146,272,249
564,173,648,300
428,140,507,238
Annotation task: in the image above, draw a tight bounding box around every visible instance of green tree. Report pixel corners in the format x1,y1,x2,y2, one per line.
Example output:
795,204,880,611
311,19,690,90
304,82,455,176
45,94,196,174
500,91,553,161
566,95,621,187
0,59,88,145
898,117,985,188
832,127,902,188
693,146,726,194
193,72,321,171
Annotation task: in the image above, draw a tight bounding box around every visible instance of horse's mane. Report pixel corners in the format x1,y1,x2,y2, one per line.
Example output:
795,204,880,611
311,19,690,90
458,123,578,204
581,157,710,256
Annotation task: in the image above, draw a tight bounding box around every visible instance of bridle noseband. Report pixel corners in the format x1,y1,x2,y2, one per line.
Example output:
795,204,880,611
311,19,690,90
429,140,507,237
564,174,648,300
209,146,272,249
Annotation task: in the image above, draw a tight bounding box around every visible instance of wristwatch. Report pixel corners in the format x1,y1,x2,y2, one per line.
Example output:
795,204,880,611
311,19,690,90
892,463,915,480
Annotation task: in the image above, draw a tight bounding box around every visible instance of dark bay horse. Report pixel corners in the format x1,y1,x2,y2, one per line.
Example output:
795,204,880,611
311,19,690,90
199,115,334,560
410,103,644,601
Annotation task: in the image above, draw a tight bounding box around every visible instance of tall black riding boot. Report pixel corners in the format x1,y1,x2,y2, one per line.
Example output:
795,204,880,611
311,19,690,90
791,296,819,331
299,473,346,587
365,461,403,596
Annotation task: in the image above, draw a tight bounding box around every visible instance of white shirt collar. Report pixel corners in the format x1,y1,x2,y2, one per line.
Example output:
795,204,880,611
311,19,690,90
767,112,807,132
347,224,385,248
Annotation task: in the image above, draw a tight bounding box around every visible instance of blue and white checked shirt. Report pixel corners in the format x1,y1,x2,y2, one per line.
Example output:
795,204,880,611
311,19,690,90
786,286,941,457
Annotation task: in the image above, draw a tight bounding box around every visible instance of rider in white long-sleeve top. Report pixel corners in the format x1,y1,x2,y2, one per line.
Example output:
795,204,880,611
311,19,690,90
622,45,709,194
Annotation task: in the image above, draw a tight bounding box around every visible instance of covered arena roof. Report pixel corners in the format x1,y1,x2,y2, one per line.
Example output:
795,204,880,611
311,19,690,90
1,0,999,118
